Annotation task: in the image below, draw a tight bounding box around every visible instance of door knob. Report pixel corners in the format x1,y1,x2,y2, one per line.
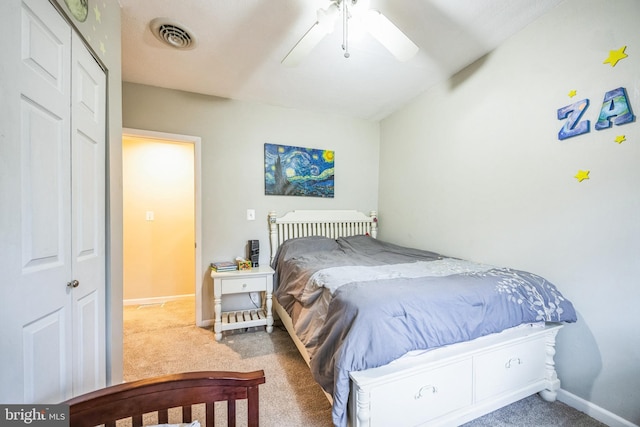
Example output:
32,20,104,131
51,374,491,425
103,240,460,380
67,279,79,288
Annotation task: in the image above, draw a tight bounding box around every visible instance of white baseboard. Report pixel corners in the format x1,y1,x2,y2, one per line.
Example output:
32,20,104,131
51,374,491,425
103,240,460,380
558,389,638,427
199,319,214,328
123,294,195,306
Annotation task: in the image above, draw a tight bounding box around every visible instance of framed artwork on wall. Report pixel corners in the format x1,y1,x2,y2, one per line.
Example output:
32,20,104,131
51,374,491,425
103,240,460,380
264,143,334,198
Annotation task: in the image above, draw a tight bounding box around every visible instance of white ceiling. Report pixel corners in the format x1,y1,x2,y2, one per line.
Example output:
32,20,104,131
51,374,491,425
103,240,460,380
120,0,563,121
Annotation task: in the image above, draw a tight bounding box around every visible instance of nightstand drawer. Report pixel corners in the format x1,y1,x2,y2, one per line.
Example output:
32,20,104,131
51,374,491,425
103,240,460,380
221,276,267,294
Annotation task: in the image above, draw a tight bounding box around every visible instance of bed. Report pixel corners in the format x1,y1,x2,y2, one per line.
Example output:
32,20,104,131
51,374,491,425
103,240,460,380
268,210,577,427
64,370,265,427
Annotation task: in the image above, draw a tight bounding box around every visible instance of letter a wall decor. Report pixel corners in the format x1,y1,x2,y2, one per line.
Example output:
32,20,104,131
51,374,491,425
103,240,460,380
556,45,635,182
556,45,635,141
557,87,635,140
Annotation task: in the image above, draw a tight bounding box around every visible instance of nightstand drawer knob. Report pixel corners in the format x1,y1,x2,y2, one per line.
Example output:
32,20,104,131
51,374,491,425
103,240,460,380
242,283,247,288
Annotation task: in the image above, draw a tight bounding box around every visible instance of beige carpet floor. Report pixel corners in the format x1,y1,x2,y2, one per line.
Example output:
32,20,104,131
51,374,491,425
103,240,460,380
123,298,332,426
123,298,606,427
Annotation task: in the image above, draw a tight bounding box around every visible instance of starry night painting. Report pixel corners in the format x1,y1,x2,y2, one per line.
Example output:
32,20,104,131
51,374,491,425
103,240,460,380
264,143,334,198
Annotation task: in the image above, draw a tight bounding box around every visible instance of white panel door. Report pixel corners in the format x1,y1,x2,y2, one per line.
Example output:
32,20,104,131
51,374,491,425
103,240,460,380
70,30,107,397
0,0,73,404
0,0,106,403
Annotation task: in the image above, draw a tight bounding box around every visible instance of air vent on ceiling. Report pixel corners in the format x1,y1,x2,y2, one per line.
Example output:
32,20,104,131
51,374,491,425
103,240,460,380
150,18,196,50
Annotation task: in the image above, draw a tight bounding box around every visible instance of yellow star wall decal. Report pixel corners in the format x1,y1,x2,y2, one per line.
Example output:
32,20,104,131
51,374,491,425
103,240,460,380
614,135,626,144
568,89,577,98
93,4,102,24
603,46,628,67
574,170,590,182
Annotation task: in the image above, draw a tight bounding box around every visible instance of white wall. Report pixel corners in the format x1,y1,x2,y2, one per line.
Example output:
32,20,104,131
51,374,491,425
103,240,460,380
379,0,639,423
122,83,380,321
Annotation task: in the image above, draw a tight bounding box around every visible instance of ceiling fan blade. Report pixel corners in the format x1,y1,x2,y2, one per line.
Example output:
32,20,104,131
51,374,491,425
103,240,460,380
282,23,328,67
282,3,339,67
364,10,418,62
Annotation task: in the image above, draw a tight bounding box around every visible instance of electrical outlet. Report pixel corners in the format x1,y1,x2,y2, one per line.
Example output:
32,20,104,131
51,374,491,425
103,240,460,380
249,292,261,305
246,209,256,221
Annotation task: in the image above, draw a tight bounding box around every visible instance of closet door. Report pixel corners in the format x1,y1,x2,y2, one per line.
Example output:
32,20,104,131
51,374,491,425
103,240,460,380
0,0,106,403
0,0,74,404
70,30,107,397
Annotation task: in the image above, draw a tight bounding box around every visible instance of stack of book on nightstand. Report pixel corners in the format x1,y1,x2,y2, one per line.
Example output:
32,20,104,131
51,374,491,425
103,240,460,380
210,261,237,272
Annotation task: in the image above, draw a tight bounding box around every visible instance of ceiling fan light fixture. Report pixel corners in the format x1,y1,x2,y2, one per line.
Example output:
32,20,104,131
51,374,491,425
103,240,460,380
150,18,197,50
317,3,340,34
282,0,418,66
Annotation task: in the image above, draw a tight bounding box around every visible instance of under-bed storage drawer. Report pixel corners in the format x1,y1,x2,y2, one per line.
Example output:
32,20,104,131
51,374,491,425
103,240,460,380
474,336,547,401
368,359,472,427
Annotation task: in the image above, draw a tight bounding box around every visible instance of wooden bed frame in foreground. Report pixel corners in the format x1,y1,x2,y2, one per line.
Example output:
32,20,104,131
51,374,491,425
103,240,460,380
65,370,265,427
268,210,563,427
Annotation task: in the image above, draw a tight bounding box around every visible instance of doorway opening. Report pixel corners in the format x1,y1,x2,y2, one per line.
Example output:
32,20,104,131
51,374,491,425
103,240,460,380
122,128,203,325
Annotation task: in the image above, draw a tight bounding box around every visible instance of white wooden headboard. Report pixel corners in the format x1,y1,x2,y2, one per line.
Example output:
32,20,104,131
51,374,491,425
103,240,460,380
268,210,378,264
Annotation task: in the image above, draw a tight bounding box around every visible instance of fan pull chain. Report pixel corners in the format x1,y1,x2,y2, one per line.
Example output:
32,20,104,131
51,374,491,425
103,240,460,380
342,0,350,58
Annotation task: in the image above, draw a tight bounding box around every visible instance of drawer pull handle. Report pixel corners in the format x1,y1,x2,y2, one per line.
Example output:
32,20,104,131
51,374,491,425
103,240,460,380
505,357,522,368
415,385,438,399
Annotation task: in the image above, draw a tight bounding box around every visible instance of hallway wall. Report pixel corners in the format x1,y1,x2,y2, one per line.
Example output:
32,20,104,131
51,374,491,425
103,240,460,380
122,136,195,302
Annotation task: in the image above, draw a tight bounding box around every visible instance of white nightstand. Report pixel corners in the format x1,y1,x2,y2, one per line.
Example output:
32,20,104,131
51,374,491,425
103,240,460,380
210,266,274,341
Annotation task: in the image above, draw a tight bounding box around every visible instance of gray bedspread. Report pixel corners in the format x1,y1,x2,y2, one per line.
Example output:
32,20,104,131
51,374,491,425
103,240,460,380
271,235,577,427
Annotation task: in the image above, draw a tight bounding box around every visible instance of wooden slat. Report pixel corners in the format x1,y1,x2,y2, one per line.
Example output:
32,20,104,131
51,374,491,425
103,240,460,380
247,385,260,427
182,405,192,422
158,409,169,424
206,402,214,427
228,400,237,427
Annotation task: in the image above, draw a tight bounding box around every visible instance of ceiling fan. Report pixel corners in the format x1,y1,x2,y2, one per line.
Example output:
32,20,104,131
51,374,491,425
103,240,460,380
282,0,419,66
